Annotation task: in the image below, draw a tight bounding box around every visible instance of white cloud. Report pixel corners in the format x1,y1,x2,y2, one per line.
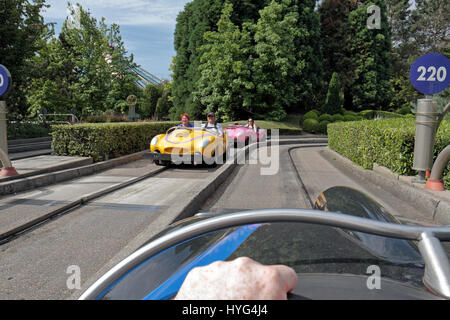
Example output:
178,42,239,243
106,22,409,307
42,0,191,26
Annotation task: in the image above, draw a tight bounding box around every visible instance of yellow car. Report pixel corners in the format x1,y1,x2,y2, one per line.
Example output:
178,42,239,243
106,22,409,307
148,126,228,166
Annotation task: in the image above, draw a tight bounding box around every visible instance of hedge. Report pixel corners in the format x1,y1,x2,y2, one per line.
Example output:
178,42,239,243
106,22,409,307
51,122,179,162
359,110,406,120
7,122,52,140
328,119,449,189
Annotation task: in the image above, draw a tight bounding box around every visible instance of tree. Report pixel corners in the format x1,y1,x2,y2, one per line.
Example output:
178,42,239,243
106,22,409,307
411,0,449,54
141,83,163,119
26,3,139,118
319,0,359,109
322,72,344,114
171,0,270,120
155,81,174,120
193,3,254,121
386,0,416,75
347,0,392,110
251,0,303,120
0,0,53,117
291,0,323,112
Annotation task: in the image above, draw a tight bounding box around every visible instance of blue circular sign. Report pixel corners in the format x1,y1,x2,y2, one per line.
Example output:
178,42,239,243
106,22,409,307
0,65,12,98
410,53,450,95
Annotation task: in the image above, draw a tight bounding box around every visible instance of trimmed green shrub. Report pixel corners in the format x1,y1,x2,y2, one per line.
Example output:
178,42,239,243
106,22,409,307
7,122,52,140
304,110,319,121
374,111,405,119
359,110,405,120
319,114,333,122
51,122,179,162
343,115,358,122
322,72,343,115
343,110,357,117
328,119,449,190
303,118,320,133
319,120,330,135
359,110,375,119
331,114,344,122
397,105,412,115
84,114,131,123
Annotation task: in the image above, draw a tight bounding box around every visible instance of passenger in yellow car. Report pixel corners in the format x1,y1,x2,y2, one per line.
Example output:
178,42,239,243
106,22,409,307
178,113,194,128
202,112,224,137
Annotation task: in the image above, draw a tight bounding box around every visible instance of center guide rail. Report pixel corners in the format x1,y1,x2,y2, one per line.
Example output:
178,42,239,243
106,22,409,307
79,209,450,300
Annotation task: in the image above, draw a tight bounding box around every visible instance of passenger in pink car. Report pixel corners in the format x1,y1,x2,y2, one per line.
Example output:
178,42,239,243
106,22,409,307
244,117,259,133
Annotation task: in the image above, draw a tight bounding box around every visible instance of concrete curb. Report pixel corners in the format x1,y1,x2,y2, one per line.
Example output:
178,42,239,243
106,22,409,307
0,150,149,196
72,137,328,299
0,166,166,242
0,157,93,183
323,148,450,226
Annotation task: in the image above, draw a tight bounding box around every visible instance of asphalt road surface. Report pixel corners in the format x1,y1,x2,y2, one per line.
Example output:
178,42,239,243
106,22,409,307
0,160,220,299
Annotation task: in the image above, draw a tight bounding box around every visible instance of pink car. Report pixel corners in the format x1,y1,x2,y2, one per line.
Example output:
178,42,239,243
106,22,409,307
225,124,267,147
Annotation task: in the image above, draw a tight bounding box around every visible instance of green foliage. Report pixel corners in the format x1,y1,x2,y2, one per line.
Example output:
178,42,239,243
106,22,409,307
319,0,357,93
304,110,319,121
250,0,304,119
331,114,344,122
410,0,449,54
343,115,358,122
155,82,174,120
25,4,140,119
303,118,319,133
358,110,406,120
348,1,392,111
51,122,179,162
343,110,357,116
173,0,322,119
0,0,53,117
322,72,344,115
318,120,330,135
171,0,270,119
140,83,163,119
7,122,52,140
328,119,450,189
84,114,130,123
193,3,255,121
319,114,333,122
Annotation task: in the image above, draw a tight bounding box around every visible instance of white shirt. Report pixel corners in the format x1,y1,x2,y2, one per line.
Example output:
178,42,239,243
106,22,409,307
202,122,224,136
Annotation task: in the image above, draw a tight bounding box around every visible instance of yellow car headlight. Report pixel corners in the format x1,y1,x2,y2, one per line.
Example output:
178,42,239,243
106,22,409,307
151,136,159,147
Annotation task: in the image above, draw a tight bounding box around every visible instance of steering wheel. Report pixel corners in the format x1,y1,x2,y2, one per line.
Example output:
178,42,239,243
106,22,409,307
79,209,450,300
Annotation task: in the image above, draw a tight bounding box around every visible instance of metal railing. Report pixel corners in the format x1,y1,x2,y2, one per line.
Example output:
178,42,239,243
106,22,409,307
38,113,79,125
79,209,450,300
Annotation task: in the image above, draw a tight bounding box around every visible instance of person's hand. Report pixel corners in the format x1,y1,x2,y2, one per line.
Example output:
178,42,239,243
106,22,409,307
174,257,298,300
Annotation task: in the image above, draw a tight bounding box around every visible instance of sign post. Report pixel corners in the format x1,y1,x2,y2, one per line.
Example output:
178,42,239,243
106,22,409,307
410,53,450,184
0,65,18,177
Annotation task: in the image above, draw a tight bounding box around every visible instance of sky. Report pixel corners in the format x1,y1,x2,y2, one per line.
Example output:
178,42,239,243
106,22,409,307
42,0,192,80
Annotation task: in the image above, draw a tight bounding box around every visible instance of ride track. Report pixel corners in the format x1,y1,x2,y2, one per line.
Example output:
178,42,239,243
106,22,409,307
79,140,450,300
0,137,327,246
